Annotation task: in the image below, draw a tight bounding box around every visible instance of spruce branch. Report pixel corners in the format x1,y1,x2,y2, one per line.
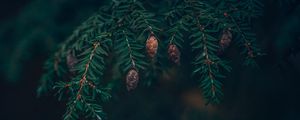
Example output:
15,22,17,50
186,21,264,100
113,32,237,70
166,14,190,48
123,30,137,68
75,42,100,100
113,27,147,73
37,0,266,118
60,40,110,120
229,15,263,66
164,0,233,104
112,0,152,72
190,15,231,104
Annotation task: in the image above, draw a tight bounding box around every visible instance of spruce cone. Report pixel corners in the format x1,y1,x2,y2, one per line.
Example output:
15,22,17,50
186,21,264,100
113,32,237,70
168,44,181,65
66,50,78,72
126,68,139,91
219,29,232,50
146,34,158,58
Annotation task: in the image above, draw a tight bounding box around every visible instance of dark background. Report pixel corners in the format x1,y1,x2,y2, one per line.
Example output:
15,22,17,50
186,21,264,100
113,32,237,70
0,0,300,120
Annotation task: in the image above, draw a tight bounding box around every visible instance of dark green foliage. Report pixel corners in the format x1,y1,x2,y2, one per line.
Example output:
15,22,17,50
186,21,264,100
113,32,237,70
37,0,264,119
37,54,67,97
164,0,262,104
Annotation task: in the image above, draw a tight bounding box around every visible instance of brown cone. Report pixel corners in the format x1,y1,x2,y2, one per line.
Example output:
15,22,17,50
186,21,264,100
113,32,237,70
219,29,232,50
66,50,78,72
126,68,139,91
168,44,181,65
146,34,158,58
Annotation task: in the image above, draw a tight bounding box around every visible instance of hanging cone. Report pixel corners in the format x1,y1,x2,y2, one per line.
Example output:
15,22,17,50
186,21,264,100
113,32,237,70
126,68,139,91
66,50,78,73
219,29,232,50
168,44,181,65
146,34,158,58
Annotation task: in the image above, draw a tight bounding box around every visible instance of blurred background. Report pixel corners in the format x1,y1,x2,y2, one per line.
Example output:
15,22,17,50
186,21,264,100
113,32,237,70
0,0,300,120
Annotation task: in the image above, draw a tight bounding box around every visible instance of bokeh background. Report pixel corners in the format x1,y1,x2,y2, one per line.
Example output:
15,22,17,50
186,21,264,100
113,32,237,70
0,0,300,120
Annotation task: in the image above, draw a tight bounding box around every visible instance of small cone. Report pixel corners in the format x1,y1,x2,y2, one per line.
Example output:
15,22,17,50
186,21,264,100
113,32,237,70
126,68,139,91
219,29,232,50
146,34,158,58
66,50,78,72
168,44,181,65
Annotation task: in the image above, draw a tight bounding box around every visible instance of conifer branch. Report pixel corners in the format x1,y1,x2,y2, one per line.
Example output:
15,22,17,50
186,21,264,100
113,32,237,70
191,15,229,104
229,15,262,66
76,42,100,100
123,30,136,68
60,39,110,120
112,0,150,72
36,0,266,118
230,16,254,56
165,0,233,104
166,14,189,48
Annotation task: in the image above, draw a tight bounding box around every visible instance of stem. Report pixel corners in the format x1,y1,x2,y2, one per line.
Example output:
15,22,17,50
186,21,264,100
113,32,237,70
76,42,100,100
194,11,217,99
123,30,136,67
169,33,176,45
229,16,255,58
